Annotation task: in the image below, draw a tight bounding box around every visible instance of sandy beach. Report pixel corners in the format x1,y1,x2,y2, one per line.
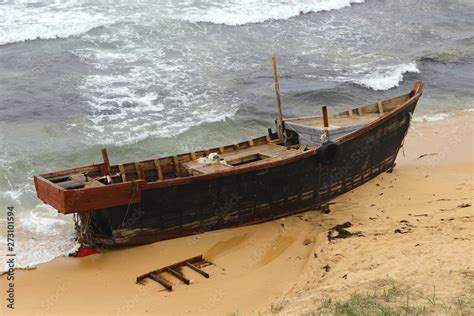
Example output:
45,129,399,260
1,112,473,315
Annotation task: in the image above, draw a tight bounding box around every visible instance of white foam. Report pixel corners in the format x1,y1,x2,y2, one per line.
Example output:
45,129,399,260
354,62,420,91
412,113,451,122
0,202,79,273
76,34,240,145
0,236,79,273
0,2,113,45
175,0,365,25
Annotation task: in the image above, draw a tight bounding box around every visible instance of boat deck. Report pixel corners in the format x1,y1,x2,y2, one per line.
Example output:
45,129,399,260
181,143,305,175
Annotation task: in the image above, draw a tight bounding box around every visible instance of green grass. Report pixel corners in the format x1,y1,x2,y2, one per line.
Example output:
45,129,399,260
312,283,474,316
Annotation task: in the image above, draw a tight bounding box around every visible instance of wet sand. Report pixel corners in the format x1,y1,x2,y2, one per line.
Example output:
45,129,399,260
1,113,473,315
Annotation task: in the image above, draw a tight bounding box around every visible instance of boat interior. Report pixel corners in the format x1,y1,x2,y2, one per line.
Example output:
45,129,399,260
40,92,412,190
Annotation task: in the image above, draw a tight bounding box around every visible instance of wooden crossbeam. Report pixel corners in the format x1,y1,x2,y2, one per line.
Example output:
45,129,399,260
172,156,180,176
166,267,191,285
136,163,145,180
149,273,173,291
154,159,163,180
377,102,384,114
118,165,127,182
185,262,210,278
101,148,111,175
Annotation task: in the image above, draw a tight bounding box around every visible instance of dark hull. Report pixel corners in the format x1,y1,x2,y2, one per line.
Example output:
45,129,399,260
82,100,417,247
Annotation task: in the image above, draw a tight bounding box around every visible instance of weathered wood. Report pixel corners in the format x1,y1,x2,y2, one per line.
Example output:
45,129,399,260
272,54,284,139
166,267,191,285
154,159,164,180
377,102,384,114
57,180,84,190
136,255,209,291
322,106,329,128
148,273,173,291
136,163,145,180
185,262,210,278
172,156,180,176
118,165,127,182
101,148,111,175
47,175,71,183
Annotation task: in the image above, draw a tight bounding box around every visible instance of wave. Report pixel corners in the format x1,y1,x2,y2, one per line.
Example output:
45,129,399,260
175,0,365,26
76,43,240,145
418,47,474,65
412,113,453,123
0,183,79,272
353,62,419,91
0,0,365,45
0,3,112,46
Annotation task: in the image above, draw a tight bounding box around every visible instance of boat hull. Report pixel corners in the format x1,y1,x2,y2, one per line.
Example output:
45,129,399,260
82,100,417,247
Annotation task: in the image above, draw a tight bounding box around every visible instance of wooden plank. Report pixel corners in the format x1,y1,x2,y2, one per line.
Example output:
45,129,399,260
357,107,363,116
166,267,191,285
248,140,254,147
185,262,209,278
118,165,127,182
190,152,197,160
136,163,145,180
40,164,100,179
377,102,384,114
101,148,111,175
56,180,84,190
62,180,144,214
154,159,164,180
322,106,329,127
47,175,71,183
172,156,180,176
149,273,173,291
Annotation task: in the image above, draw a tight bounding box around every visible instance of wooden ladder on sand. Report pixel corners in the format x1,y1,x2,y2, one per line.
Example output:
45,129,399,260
136,255,212,291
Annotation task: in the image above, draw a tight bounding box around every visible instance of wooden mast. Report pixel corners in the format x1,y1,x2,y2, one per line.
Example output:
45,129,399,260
272,54,284,140
322,106,329,128
322,106,330,143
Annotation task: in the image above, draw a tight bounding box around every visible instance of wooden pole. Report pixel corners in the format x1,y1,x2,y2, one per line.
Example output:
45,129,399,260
322,106,329,128
101,148,111,175
136,163,145,180
272,54,284,138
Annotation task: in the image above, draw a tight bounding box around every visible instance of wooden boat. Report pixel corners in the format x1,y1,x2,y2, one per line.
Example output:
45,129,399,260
33,61,424,247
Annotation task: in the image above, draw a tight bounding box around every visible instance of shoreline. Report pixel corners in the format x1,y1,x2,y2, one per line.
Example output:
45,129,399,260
1,112,473,315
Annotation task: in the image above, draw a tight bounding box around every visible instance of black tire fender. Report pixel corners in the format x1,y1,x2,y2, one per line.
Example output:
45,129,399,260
319,141,340,165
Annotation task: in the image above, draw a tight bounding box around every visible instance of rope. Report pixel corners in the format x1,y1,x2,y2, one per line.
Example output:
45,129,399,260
74,180,139,247
121,180,138,227
74,212,94,247
320,129,329,144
